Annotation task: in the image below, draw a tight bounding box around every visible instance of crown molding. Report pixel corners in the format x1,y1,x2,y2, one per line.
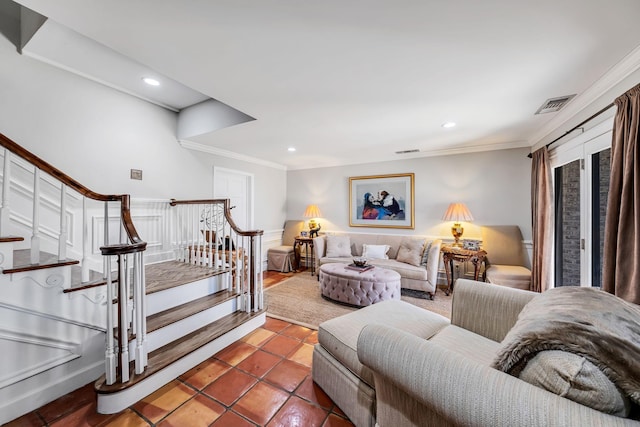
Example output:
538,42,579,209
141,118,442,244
527,44,640,147
178,140,287,171
287,140,531,171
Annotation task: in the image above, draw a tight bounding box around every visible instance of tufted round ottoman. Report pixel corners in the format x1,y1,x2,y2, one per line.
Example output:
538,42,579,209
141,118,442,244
319,263,401,307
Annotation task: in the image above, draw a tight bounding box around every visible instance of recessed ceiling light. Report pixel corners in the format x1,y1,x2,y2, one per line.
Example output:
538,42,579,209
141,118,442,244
288,147,296,152
142,77,160,86
442,122,456,128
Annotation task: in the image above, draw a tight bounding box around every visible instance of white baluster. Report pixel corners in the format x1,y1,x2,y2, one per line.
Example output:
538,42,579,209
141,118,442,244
30,168,40,264
105,256,116,385
81,197,89,282
134,252,144,374
103,202,108,278
119,254,130,382
58,184,67,261
190,205,196,265
0,150,11,235
139,251,147,368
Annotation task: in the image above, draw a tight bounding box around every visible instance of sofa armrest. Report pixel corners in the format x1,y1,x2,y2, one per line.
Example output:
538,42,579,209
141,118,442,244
357,324,634,427
450,279,536,342
312,236,326,271
425,239,442,287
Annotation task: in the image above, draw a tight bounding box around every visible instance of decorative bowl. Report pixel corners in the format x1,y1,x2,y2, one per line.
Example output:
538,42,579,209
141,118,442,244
353,257,368,267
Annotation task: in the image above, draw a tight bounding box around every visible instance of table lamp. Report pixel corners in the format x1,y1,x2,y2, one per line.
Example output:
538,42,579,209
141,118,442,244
303,204,322,238
442,203,474,247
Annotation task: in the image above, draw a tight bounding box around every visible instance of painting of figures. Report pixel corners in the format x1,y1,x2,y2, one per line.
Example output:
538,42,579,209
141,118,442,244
349,173,414,229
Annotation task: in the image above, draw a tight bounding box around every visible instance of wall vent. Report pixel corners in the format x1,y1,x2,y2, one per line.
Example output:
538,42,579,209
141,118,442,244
395,149,420,154
535,94,576,114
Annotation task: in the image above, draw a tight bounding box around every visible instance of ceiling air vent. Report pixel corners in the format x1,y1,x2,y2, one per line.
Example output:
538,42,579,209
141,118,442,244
395,149,420,154
535,94,576,115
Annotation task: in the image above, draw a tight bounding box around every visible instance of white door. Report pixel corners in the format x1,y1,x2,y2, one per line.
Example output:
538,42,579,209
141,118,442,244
213,167,254,230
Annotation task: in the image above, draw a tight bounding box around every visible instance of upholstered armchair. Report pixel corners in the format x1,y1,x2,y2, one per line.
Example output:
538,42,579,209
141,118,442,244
481,225,532,290
267,220,304,272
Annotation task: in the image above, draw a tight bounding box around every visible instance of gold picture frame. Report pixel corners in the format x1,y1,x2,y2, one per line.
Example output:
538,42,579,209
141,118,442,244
349,173,415,229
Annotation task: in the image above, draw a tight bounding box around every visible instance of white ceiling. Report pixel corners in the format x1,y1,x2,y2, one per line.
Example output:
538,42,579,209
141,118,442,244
13,0,640,170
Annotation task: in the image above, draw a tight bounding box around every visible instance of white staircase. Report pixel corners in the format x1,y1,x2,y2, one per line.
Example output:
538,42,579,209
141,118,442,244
0,132,265,424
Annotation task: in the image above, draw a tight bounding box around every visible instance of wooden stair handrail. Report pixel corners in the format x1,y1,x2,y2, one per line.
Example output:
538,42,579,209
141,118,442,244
170,198,263,237
0,133,144,246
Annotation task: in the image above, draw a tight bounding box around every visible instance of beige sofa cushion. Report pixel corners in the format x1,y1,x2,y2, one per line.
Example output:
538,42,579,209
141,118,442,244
326,235,352,257
486,265,531,290
429,324,501,366
396,238,424,266
318,300,449,387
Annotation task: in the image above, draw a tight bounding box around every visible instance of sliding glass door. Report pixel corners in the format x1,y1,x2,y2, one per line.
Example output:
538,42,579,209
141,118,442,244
550,122,611,288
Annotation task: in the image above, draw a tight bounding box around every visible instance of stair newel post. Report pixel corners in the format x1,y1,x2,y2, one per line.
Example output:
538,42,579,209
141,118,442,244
0,149,11,235
81,197,89,282
250,235,257,312
30,168,41,264
139,250,147,368
58,184,67,261
104,255,116,385
118,253,130,382
257,234,264,310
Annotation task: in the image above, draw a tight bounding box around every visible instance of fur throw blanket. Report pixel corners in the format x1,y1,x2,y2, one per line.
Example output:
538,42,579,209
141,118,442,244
492,287,640,404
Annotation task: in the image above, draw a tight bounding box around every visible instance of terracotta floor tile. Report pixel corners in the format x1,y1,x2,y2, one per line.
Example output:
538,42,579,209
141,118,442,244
102,409,151,426
236,349,282,378
157,394,225,427
132,380,195,423
304,331,319,345
281,324,314,340
295,377,333,410
267,395,329,427
36,382,95,423
211,410,257,427
323,413,355,426
264,359,310,392
180,358,231,390
262,335,302,357
214,341,257,366
203,368,258,406
288,342,314,367
263,317,291,333
49,402,118,427
3,411,45,427
233,382,290,425
241,327,276,347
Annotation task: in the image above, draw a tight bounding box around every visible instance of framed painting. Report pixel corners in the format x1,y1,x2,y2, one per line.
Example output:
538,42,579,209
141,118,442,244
349,173,414,229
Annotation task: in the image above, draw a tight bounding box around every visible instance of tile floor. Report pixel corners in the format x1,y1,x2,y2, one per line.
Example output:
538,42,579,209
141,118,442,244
5,269,354,427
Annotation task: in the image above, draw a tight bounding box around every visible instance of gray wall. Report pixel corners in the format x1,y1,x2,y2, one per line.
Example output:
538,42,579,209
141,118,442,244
287,147,532,241
0,32,286,233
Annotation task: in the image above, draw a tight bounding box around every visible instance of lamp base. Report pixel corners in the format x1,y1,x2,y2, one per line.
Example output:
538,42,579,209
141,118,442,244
451,223,464,247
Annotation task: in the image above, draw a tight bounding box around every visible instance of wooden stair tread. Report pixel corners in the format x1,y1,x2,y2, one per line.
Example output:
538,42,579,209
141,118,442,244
0,236,24,243
4,249,79,274
64,267,115,293
95,308,265,394
147,290,236,333
144,260,230,295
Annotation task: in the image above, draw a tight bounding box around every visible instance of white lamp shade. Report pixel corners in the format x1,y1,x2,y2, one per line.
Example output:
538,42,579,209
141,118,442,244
442,203,474,222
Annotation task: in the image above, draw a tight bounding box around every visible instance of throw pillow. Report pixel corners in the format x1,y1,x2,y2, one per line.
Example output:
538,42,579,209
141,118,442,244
396,238,424,267
519,350,630,417
420,240,433,267
326,235,352,257
362,244,390,260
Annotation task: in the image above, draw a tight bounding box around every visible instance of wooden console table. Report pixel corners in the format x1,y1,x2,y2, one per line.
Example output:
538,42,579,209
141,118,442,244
294,236,315,275
441,245,487,295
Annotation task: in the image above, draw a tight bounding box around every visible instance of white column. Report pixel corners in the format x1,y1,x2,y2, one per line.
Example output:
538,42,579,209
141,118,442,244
119,254,130,382
105,256,116,385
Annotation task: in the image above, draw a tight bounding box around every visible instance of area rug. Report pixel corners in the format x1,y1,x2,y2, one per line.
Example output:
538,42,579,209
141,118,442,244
265,274,452,329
